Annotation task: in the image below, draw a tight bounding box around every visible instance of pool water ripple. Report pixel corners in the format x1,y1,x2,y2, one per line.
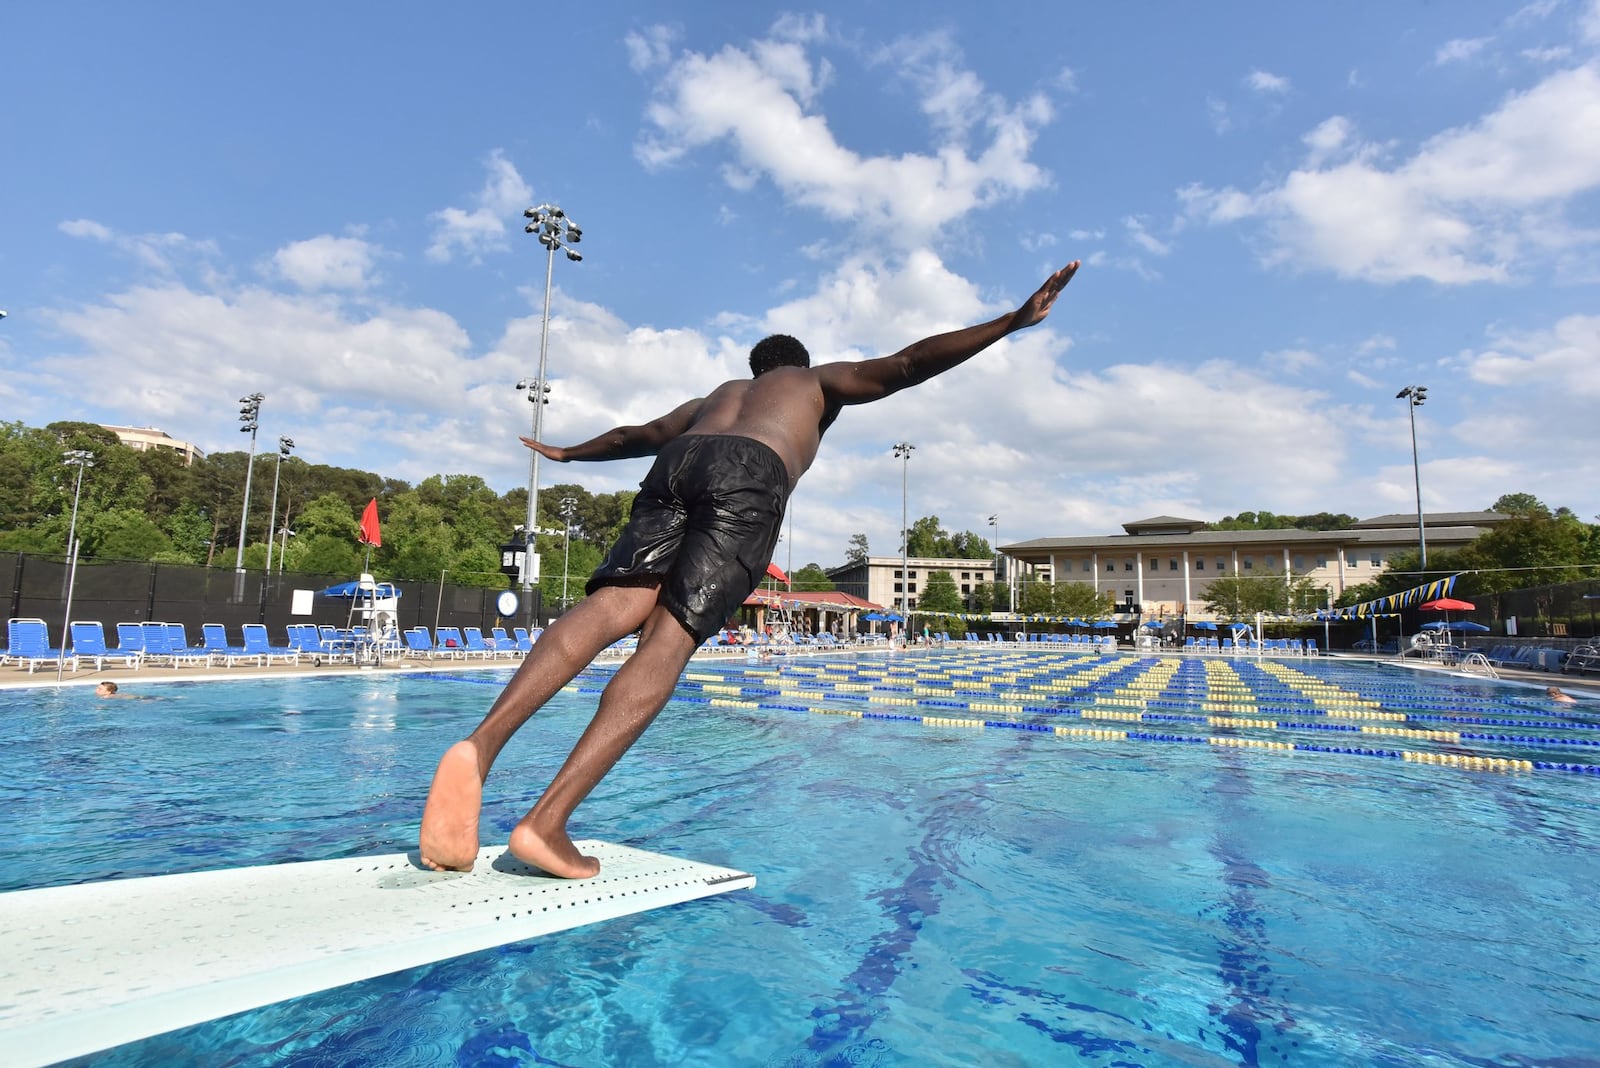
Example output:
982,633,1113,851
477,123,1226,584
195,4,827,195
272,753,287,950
7,651,1598,1064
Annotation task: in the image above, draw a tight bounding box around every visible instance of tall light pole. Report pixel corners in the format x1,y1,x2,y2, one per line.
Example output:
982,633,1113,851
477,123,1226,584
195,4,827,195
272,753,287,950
559,496,577,610
264,436,294,576
1396,385,1428,570
988,512,1009,614
235,392,264,572
519,203,584,617
59,449,94,681
893,442,915,618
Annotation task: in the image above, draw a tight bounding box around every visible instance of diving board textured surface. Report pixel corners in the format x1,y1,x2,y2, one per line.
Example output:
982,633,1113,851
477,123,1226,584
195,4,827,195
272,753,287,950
0,841,754,1067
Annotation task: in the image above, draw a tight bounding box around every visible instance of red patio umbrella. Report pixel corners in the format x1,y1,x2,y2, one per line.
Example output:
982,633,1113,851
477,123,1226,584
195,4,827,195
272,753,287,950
1419,597,1475,645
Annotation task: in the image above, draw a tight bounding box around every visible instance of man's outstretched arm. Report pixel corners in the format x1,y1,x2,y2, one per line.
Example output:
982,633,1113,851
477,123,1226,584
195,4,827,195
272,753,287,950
522,396,705,462
816,261,1078,407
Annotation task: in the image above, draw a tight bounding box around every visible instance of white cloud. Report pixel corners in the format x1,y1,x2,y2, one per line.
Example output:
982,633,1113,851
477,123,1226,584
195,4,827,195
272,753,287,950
633,23,1052,246
57,218,220,274
426,150,534,263
1522,45,1573,62
270,235,379,290
1455,313,1600,396
1246,69,1291,94
1181,64,1600,283
1265,348,1320,372
1206,96,1231,134
624,24,679,72
1123,216,1171,257
1584,0,1600,43
1357,334,1397,355
1435,37,1492,65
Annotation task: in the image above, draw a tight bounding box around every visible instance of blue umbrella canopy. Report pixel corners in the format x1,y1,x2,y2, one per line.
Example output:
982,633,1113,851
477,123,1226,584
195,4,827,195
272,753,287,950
1448,620,1490,633
1191,621,1219,631
318,581,400,599
1092,620,1119,629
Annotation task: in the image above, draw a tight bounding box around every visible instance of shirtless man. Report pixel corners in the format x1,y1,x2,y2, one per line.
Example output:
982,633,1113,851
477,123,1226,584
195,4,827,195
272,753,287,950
419,260,1079,877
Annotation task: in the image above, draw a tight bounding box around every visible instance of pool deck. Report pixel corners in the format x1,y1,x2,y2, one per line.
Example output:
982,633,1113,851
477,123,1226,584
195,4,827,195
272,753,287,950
3,643,1598,699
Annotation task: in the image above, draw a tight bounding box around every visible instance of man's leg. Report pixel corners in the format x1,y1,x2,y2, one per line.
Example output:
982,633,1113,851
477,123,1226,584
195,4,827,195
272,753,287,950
419,584,661,871
508,602,700,878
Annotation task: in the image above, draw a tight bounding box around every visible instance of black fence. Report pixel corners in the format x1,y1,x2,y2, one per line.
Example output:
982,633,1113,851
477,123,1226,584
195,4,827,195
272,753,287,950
3,552,531,646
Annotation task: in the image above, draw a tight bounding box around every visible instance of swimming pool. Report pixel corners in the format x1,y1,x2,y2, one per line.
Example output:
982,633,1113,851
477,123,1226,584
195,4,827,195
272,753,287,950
6,649,1598,1065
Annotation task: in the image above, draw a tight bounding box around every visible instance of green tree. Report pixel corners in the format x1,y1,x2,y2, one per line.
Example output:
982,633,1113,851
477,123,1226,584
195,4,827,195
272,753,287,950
1053,581,1116,619
791,563,835,591
845,533,869,565
1491,492,1550,519
968,581,996,615
1204,575,1292,617
919,570,962,613
87,508,174,561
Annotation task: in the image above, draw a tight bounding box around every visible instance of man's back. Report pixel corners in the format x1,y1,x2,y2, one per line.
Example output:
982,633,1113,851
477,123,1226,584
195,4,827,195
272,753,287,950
682,366,829,486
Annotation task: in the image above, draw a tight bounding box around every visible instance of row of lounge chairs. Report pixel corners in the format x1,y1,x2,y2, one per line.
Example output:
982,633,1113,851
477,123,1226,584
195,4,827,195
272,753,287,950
1467,644,1574,673
2,618,543,674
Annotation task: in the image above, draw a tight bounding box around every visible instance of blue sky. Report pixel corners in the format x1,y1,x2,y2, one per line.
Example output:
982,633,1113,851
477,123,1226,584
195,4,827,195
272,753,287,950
4,2,1598,569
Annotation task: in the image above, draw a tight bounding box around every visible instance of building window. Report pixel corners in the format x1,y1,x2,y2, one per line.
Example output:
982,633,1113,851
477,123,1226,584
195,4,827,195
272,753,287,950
1370,554,1381,567
1169,559,1179,571
1106,561,1115,572
894,582,903,592
1124,561,1134,572
1316,556,1327,569
1196,559,1206,571
1294,555,1306,571
1243,557,1254,570
961,584,970,594
1149,558,1159,571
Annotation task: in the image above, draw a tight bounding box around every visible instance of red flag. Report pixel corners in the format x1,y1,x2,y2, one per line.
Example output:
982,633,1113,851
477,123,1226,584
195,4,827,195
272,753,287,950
358,498,382,547
765,561,788,587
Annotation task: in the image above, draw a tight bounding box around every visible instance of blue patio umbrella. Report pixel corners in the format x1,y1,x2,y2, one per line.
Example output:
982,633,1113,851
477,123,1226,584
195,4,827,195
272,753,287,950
1448,620,1490,633
861,611,887,622
1141,620,1164,630
318,580,400,599
1191,621,1218,631
1092,620,1118,629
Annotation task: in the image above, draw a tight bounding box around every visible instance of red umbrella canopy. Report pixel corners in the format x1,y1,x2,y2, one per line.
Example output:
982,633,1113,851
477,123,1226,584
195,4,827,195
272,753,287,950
765,562,789,585
1420,598,1475,611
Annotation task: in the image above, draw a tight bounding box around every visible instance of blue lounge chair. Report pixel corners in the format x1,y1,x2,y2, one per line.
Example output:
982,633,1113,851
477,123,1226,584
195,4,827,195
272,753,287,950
202,623,253,666
241,624,300,666
462,627,508,659
403,627,443,660
7,618,74,674
162,622,214,668
432,626,467,658
513,627,534,653
70,620,143,671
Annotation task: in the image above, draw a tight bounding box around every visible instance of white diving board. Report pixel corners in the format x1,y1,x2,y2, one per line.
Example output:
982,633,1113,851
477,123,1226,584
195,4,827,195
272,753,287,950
0,841,754,1067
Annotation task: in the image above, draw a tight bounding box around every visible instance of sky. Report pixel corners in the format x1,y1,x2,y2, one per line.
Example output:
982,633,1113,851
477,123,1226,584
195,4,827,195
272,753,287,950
3,1,1599,571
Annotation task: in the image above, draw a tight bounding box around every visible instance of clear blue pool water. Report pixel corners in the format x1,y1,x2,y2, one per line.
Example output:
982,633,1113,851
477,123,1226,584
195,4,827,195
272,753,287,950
5,649,1599,1066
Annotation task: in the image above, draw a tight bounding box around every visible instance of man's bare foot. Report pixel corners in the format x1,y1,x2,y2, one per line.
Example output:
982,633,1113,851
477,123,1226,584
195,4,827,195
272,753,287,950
419,741,483,871
509,817,601,879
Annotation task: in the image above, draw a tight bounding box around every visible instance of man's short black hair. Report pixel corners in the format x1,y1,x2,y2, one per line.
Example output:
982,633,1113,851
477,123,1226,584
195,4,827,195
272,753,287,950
749,334,810,376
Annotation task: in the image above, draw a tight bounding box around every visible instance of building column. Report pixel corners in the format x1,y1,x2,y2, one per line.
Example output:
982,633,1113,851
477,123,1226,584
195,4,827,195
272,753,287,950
1183,549,1191,613
1092,552,1099,594
1283,547,1292,603
1135,550,1145,610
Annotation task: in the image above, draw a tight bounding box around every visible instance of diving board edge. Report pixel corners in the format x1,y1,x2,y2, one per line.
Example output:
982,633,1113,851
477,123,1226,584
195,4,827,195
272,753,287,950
1,841,754,1068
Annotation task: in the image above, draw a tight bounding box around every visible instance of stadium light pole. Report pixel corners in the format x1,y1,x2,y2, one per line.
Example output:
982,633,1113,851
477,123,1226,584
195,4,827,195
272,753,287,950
559,496,577,610
519,203,584,618
264,436,294,576
59,449,95,681
1396,385,1428,570
235,392,264,573
893,442,915,619
988,512,1009,614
